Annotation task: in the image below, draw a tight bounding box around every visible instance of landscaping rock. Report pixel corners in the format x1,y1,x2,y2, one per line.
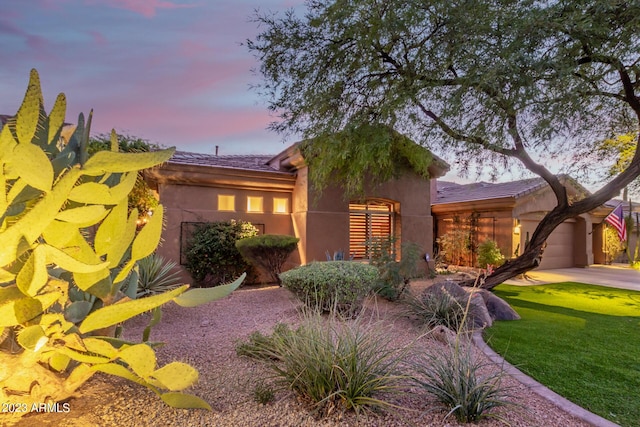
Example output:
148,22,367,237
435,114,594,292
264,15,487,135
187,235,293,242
424,280,519,327
478,289,521,321
429,324,458,345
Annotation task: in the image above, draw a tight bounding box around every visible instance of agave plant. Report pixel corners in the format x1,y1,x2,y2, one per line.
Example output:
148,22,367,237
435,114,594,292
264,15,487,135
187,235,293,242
135,253,183,298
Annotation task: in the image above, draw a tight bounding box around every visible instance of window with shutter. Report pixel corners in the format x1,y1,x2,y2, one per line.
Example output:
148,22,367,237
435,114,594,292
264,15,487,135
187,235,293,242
349,200,394,259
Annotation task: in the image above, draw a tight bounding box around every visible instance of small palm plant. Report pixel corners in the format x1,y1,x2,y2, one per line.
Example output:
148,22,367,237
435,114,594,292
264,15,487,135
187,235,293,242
135,253,183,297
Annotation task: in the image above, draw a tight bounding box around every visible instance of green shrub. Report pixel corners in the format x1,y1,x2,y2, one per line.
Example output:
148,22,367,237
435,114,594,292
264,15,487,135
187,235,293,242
235,322,294,360
252,380,276,404
185,220,258,287
236,234,299,285
369,238,424,301
411,341,515,423
0,70,244,418
134,253,183,297
239,313,406,416
405,289,467,332
477,239,505,269
279,261,378,315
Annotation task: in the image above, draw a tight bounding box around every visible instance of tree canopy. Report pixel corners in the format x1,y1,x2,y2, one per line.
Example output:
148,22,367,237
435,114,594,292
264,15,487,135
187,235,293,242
249,0,640,287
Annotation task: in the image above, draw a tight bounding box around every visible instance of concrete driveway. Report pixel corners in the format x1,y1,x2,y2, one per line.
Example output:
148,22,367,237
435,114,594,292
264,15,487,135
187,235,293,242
503,263,640,291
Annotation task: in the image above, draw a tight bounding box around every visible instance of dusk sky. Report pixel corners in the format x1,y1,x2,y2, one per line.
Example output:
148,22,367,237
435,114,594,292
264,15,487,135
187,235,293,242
1,0,304,156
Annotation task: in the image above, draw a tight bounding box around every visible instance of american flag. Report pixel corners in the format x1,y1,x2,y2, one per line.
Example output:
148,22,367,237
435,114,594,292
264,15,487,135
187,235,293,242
605,204,627,242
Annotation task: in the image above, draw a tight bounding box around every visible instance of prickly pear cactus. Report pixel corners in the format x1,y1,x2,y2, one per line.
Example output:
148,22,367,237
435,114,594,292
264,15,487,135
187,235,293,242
0,70,243,420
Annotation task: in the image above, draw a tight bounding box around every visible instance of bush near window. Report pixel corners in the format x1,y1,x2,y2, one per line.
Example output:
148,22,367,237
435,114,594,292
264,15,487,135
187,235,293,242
477,239,505,269
279,261,378,316
368,238,424,301
236,234,299,285
185,220,257,287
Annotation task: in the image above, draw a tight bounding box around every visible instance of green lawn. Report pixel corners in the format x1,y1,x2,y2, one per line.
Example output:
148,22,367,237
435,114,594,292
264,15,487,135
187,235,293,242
485,282,640,427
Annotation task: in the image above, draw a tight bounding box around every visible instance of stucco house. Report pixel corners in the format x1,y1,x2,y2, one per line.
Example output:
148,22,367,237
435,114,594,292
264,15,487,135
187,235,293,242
144,140,449,283
432,176,630,270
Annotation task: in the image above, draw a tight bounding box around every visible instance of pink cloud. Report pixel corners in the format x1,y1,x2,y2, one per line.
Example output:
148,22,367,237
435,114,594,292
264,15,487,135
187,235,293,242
93,0,197,18
88,30,108,45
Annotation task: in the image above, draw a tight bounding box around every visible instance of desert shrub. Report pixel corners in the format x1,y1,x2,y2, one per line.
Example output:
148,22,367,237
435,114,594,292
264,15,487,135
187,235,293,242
238,313,406,416
185,220,258,287
369,238,424,301
252,380,276,404
235,322,294,360
436,228,471,266
477,239,505,269
411,341,515,423
0,70,244,419
134,253,183,297
405,288,467,332
279,261,378,316
236,234,299,285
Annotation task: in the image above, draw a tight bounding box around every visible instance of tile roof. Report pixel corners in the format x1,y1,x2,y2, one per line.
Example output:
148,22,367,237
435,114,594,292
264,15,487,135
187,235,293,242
435,177,547,204
168,150,288,173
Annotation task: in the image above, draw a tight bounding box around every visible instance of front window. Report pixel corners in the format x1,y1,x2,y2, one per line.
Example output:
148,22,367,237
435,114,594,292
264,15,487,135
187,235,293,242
247,196,263,213
273,197,289,214
349,200,395,259
218,195,235,211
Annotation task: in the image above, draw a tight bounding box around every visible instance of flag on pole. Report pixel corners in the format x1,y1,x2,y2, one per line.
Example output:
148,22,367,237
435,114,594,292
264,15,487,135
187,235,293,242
605,203,627,242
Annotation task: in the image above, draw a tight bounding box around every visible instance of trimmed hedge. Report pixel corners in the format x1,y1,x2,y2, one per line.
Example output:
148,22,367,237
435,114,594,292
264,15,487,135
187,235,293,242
236,234,299,285
280,261,378,315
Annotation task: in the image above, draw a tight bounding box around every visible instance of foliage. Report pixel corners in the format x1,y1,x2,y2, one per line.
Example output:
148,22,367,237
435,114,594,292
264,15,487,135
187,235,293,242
477,239,505,269
88,133,161,221
237,313,407,416
252,380,276,405
369,238,424,301
436,230,470,267
0,70,244,417
185,220,258,287
411,340,515,423
404,289,467,332
489,283,640,427
279,261,378,316
604,225,625,264
236,234,299,285
235,322,293,360
134,253,183,298
302,124,436,196
593,133,640,196
249,0,640,287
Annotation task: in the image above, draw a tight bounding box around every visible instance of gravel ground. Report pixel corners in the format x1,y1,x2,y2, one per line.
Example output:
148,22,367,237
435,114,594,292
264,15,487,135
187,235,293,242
8,282,593,427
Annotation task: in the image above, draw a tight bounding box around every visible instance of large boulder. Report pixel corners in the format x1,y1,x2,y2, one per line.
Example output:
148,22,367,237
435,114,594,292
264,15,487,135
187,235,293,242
423,281,520,329
474,288,521,321
423,281,493,329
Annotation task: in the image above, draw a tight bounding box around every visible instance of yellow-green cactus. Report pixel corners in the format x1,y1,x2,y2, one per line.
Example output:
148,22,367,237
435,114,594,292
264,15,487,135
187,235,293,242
0,70,243,420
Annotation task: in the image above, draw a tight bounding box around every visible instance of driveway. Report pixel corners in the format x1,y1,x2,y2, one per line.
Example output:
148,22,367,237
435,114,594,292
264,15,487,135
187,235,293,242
503,263,640,291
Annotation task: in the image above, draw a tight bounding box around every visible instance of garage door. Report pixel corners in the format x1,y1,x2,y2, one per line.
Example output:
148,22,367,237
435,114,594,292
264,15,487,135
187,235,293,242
522,220,575,269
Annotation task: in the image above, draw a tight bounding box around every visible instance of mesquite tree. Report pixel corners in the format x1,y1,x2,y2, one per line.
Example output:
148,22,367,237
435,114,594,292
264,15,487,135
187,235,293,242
248,0,640,288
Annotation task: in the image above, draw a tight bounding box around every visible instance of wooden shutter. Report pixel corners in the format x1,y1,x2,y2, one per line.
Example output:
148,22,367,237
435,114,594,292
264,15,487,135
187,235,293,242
349,201,393,259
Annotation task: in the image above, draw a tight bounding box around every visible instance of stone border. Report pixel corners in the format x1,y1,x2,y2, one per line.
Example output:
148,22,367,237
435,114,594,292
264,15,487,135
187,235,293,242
472,332,620,427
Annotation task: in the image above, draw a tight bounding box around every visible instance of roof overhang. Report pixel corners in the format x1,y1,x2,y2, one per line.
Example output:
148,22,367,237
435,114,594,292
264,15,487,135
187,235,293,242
145,162,297,193
431,196,516,214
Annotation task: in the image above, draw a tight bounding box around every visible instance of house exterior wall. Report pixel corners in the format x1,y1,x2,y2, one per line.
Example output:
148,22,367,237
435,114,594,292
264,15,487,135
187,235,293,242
293,166,435,271
147,154,441,283
434,183,606,270
146,164,297,284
